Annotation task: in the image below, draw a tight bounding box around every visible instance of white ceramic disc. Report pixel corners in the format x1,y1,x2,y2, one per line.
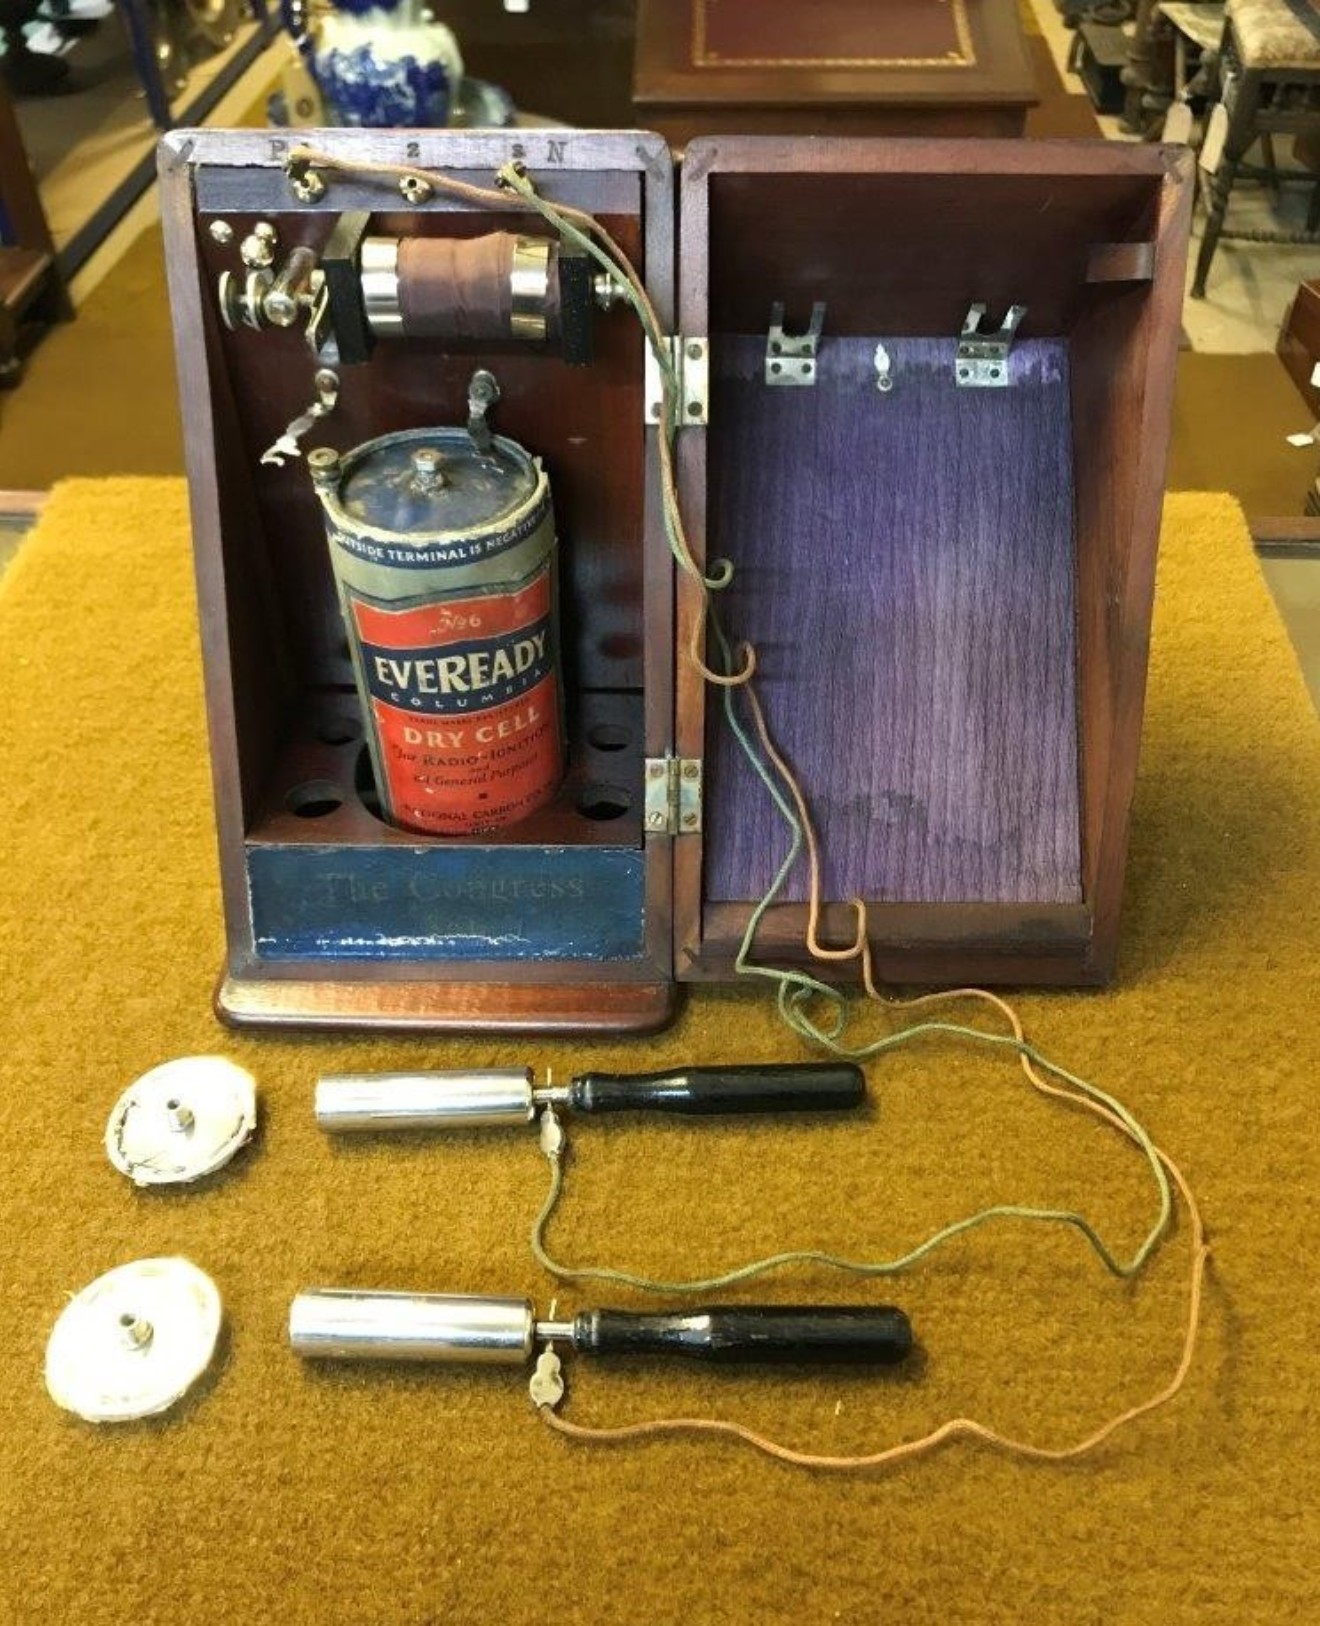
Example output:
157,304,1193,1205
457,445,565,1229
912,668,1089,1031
45,1257,223,1423
105,1056,257,1186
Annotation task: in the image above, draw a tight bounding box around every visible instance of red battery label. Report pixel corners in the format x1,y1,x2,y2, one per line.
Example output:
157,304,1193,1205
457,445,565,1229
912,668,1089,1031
349,564,562,836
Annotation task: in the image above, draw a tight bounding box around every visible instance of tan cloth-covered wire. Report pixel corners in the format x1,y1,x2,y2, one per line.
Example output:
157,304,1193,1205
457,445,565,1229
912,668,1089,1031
289,145,754,687
286,146,1209,1473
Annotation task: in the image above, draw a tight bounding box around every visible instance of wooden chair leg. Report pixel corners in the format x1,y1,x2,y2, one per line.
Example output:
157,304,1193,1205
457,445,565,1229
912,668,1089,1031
1261,131,1280,201
1191,67,1262,298
0,305,21,388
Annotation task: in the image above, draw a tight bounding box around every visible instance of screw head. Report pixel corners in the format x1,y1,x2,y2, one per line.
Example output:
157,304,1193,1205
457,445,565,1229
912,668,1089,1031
307,447,341,488
239,234,275,270
208,219,234,246
292,171,326,203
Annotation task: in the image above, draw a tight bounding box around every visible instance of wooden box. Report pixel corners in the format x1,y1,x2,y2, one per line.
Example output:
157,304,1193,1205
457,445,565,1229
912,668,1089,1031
160,129,1192,1033
633,0,1039,143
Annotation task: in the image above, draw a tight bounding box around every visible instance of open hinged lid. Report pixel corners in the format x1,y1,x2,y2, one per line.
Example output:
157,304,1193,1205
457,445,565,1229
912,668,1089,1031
666,136,1192,989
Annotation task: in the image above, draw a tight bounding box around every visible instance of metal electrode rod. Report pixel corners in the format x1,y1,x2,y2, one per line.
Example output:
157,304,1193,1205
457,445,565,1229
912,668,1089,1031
314,1068,540,1130
315,1064,865,1132
289,1290,913,1367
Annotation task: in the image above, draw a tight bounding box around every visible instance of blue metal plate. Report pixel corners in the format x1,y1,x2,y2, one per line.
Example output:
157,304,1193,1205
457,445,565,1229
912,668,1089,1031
247,844,646,961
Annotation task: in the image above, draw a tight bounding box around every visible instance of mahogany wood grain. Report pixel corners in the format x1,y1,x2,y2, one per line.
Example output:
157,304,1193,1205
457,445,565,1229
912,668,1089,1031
1067,154,1192,974
683,901,1097,988
704,170,1163,338
217,973,677,1031
250,691,645,849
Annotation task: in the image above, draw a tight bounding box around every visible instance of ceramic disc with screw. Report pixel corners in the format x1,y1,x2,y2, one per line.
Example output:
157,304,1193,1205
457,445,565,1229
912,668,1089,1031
105,1056,257,1186
45,1257,223,1423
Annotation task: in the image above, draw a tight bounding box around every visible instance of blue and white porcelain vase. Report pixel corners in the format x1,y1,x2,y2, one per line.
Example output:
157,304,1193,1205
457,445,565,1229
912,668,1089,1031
282,0,464,127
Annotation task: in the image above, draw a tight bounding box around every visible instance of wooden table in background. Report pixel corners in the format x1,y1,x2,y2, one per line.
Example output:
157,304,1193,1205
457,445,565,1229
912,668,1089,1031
633,0,1038,145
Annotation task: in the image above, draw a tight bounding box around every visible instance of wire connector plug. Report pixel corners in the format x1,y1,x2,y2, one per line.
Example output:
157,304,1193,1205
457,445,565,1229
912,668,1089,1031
529,1345,565,1411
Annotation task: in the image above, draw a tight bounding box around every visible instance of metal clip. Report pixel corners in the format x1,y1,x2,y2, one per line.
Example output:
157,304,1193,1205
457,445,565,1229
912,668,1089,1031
765,301,825,387
467,368,501,454
538,1104,565,1160
529,1345,565,1410
260,368,340,467
955,304,1025,388
873,343,894,394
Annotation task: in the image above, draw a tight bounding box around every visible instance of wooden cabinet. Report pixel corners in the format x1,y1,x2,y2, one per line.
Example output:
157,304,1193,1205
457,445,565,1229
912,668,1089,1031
160,129,1191,1031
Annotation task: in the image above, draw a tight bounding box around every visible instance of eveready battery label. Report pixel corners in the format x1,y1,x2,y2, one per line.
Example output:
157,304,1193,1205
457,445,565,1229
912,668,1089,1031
348,567,562,836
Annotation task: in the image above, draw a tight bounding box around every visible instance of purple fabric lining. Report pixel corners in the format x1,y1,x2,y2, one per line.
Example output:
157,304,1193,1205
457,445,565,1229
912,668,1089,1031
703,335,1082,906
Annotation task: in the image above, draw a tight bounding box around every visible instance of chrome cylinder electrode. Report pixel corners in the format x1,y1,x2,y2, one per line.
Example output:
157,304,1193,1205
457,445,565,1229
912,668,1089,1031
290,1289,536,1364
315,1068,536,1131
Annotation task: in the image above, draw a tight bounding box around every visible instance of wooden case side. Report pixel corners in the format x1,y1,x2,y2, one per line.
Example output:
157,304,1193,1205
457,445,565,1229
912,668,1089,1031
159,135,268,967
637,135,680,986
673,138,712,979
1069,147,1194,979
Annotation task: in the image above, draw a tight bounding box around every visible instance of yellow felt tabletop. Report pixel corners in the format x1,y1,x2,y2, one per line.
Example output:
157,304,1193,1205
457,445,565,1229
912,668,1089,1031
1,482,1318,1625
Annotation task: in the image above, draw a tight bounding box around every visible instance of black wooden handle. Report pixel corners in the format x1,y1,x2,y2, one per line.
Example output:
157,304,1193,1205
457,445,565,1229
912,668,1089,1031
568,1063,865,1116
573,1305,912,1366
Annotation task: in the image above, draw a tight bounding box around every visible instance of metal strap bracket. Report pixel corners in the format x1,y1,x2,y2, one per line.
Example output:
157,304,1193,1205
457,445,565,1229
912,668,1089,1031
644,756,702,835
766,301,825,386
955,303,1026,388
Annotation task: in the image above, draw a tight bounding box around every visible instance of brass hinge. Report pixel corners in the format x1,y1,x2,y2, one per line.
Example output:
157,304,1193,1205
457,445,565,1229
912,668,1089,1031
644,336,709,427
644,756,703,835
